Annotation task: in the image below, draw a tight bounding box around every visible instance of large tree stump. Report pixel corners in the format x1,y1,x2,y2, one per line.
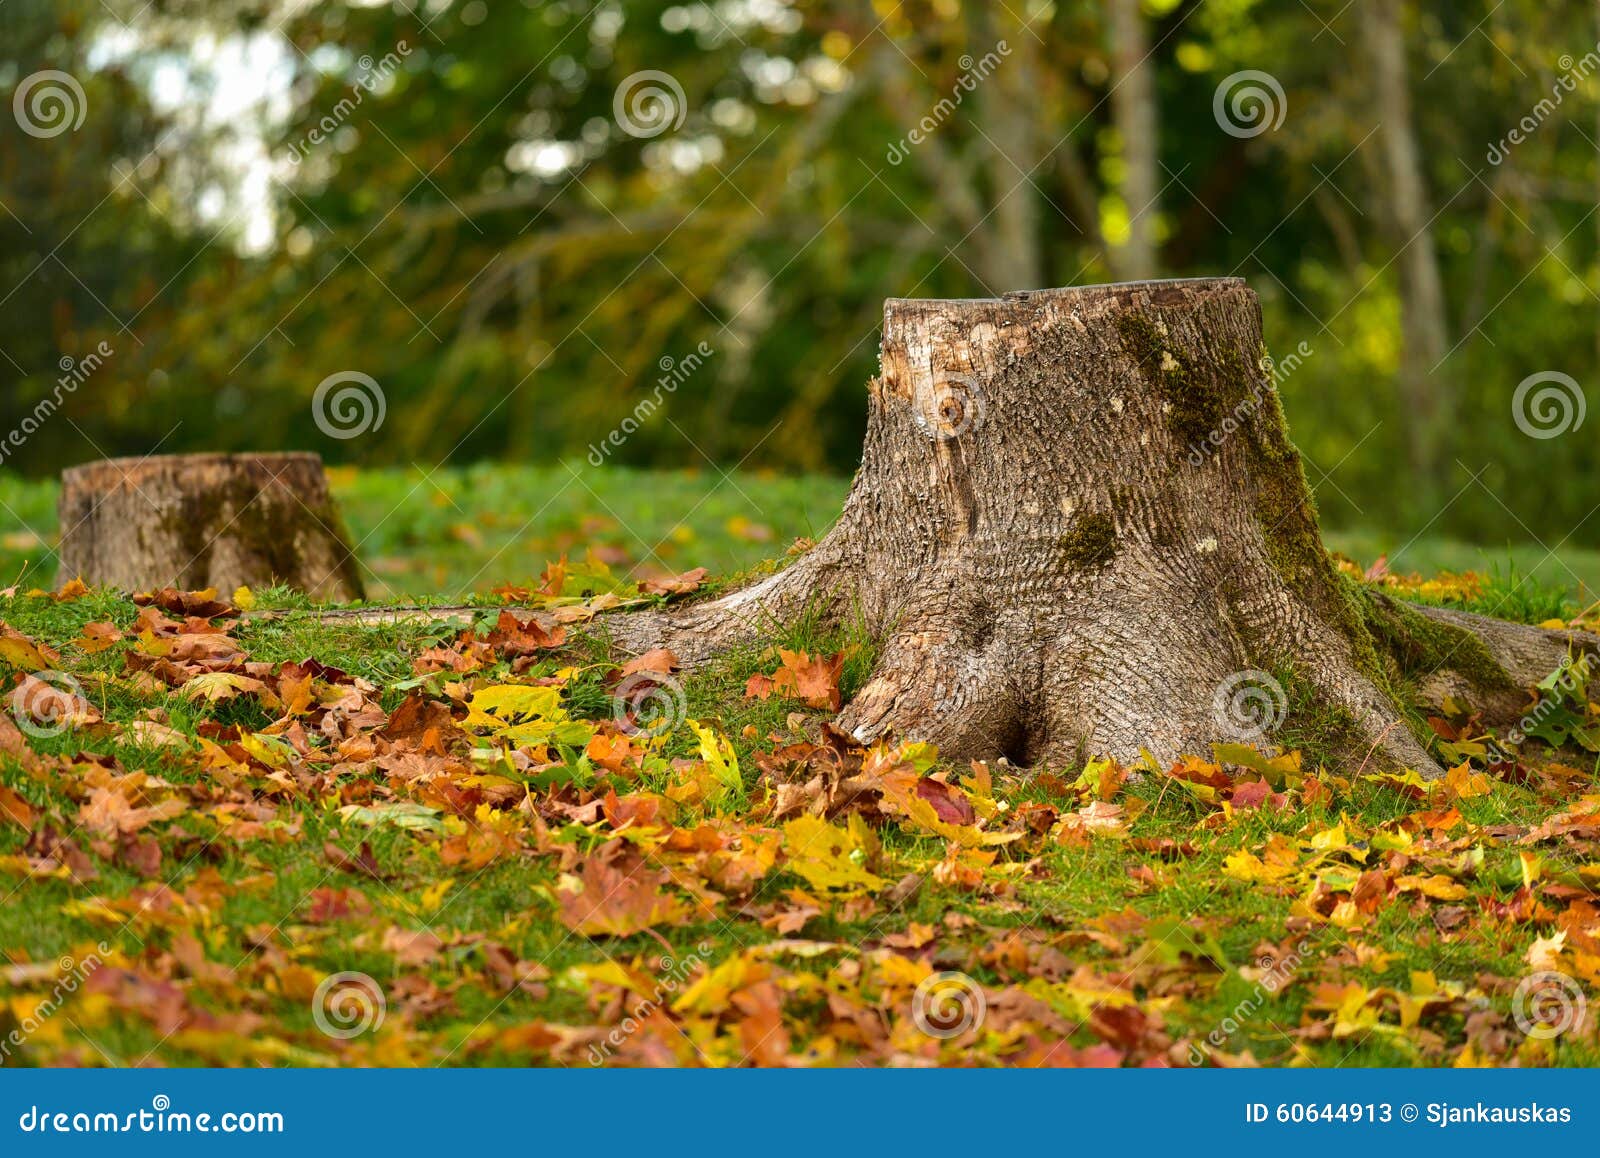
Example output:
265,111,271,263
57,452,364,601
613,278,1600,777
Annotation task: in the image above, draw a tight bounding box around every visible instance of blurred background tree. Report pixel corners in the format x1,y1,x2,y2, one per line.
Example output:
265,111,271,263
4,0,1600,547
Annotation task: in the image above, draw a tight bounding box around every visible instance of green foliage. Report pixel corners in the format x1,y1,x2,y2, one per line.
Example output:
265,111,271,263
3,0,1598,558
1523,657,1600,751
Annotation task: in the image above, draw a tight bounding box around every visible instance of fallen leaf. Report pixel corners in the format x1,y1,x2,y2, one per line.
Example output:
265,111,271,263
638,568,707,597
556,844,691,937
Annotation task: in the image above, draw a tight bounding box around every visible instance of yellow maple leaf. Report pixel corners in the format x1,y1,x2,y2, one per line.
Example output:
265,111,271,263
689,720,743,806
781,816,886,894
1223,833,1302,884
1328,900,1366,929
0,631,57,671
672,953,771,1018
463,684,592,747
1394,873,1469,900
237,731,292,769
1439,761,1492,800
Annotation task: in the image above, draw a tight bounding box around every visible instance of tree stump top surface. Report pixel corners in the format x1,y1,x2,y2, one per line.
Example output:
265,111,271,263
886,276,1249,312
62,452,328,489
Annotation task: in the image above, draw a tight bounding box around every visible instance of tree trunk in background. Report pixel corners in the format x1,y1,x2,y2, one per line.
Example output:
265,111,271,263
612,279,1595,778
1365,0,1451,496
57,453,365,601
973,3,1042,291
1056,132,1117,275
1108,0,1160,280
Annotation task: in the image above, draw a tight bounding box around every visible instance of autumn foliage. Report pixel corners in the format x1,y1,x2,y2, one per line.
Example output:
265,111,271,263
0,563,1598,1067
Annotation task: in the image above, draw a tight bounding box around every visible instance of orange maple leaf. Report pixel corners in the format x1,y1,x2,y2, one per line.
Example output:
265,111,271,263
744,649,844,710
557,844,690,937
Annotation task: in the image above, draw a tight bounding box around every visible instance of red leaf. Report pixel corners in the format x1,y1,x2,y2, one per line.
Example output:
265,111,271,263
915,777,977,825
1229,779,1272,810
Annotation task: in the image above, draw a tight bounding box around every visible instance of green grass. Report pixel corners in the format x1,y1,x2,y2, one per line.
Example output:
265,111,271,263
0,463,849,599
1324,528,1600,612
7,463,1599,606
2,465,1599,1067
1,573,1597,1068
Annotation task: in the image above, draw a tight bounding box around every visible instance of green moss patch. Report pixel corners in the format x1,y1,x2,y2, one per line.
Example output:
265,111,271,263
1115,312,1253,450
1356,586,1517,691
1060,512,1119,570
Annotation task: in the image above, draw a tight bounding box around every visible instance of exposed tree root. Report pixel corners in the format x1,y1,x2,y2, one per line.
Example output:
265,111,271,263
1404,603,1600,725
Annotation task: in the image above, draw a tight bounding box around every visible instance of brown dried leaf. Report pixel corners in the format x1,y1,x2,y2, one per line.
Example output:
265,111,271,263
638,567,707,597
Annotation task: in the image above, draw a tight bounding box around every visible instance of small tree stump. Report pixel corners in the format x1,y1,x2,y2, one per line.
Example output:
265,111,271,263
57,452,365,601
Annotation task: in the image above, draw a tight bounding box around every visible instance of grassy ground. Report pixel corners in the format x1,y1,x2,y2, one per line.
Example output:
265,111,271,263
0,464,846,600
1,465,1599,1067
6,463,1600,604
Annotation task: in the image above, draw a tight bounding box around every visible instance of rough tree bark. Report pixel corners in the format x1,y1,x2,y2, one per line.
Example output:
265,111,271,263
610,278,1599,778
57,452,364,601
